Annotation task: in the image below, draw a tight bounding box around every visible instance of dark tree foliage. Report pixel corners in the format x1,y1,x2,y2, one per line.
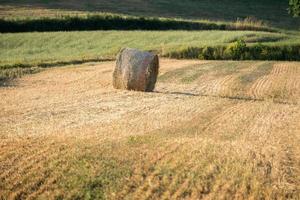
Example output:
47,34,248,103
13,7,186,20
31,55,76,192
289,0,300,17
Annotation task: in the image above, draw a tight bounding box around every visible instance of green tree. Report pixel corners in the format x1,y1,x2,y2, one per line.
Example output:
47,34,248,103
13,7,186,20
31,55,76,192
289,0,300,17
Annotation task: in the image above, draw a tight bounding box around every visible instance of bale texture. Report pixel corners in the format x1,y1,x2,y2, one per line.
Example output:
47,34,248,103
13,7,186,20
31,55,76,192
113,48,159,92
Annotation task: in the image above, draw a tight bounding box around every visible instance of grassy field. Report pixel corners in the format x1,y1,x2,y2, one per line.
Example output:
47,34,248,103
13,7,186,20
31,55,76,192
1,59,299,199
0,0,299,30
0,30,296,67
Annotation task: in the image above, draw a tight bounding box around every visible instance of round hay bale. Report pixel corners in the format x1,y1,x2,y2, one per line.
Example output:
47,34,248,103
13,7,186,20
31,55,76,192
113,48,159,92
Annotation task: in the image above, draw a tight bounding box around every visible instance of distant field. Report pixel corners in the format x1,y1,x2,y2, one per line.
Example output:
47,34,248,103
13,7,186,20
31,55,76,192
0,30,296,67
1,59,299,199
0,0,299,29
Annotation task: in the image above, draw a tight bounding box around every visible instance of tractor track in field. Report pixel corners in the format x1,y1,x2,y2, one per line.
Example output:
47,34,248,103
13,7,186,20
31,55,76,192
163,61,267,100
248,76,269,100
199,75,236,96
248,62,300,102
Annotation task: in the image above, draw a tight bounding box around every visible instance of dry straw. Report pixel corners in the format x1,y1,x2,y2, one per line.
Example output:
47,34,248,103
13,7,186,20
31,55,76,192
113,48,159,92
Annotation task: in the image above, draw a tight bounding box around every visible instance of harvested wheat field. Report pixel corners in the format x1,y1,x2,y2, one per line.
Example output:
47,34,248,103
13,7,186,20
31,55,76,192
0,59,300,199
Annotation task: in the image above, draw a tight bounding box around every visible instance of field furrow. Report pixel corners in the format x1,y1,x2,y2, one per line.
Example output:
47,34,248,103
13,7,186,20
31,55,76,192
247,62,300,103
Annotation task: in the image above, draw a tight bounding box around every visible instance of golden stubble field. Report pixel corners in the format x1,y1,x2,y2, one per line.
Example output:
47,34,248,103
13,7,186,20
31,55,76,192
0,59,299,199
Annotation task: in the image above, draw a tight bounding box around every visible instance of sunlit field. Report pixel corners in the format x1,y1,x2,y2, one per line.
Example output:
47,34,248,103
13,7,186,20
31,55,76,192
1,59,299,199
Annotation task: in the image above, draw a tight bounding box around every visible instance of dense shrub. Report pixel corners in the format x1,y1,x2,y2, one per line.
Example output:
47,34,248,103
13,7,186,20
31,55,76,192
0,15,274,33
224,39,247,60
247,43,264,59
199,47,215,60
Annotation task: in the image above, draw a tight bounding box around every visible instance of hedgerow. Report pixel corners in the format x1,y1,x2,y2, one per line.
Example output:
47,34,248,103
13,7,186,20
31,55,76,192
0,15,275,33
165,41,300,61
